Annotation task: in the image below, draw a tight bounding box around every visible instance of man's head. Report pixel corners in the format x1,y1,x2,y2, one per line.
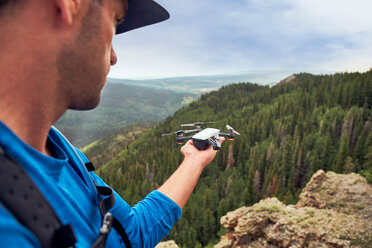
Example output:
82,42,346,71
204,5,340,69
0,0,168,113
57,0,169,110
56,0,127,110
0,0,126,112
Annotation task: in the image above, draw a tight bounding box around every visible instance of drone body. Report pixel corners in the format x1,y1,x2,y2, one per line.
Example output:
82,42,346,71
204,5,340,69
162,122,241,151
192,128,221,150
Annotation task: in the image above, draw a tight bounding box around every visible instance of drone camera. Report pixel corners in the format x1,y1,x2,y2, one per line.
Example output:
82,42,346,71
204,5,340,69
213,146,221,151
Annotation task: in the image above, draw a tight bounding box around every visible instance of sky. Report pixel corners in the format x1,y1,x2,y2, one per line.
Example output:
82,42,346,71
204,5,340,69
108,0,372,83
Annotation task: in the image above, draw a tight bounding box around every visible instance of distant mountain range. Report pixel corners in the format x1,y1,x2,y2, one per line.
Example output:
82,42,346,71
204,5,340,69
55,82,197,147
108,72,280,93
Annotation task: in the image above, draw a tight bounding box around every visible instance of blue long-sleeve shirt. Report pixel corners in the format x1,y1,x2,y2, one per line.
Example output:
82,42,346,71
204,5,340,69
0,121,181,247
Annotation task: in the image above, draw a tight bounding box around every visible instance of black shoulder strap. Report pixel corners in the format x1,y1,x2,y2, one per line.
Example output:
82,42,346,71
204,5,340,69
85,163,132,248
0,148,132,248
0,148,76,248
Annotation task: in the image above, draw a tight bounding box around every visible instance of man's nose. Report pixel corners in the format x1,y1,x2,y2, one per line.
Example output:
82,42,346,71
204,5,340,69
110,47,117,66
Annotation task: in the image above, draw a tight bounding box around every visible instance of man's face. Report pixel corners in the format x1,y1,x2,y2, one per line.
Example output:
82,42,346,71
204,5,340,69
57,0,127,110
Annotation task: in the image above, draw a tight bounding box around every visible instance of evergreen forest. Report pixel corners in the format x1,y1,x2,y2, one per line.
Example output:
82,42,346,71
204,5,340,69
97,70,372,247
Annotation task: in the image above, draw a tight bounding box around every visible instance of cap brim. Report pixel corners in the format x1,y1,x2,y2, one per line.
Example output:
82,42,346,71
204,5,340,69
116,0,170,34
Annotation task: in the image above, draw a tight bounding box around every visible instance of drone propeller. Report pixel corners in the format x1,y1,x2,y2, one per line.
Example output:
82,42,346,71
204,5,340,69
226,125,241,135
181,121,215,127
161,129,198,136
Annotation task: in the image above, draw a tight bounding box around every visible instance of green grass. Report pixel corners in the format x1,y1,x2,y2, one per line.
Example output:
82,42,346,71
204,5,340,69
255,203,283,213
350,236,372,248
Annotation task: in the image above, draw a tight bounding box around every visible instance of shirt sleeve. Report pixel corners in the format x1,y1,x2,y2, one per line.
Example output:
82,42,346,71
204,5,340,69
74,147,182,248
92,174,182,248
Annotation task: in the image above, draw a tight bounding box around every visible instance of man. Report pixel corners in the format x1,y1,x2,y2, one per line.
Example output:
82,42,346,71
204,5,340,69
0,0,223,247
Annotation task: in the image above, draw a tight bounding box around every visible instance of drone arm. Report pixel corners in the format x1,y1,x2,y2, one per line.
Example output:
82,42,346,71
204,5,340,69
219,133,230,138
177,136,193,144
219,133,235,140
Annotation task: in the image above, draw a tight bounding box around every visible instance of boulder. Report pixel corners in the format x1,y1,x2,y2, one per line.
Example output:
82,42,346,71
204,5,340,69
215,170,372,248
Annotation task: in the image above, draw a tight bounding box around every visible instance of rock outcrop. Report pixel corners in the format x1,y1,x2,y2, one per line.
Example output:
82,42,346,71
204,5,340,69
277,75,296,85
155,240,179,248
215,170,372,248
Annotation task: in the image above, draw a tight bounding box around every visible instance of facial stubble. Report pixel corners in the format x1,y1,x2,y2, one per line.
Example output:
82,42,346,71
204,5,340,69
56,1,107,111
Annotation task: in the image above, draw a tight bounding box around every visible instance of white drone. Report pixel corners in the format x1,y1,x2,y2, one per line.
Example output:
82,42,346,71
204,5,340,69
162,122,241,151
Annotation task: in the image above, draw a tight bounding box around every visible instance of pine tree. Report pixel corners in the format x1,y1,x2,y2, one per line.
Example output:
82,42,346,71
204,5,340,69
253,170,261,202
353,130,367,167
364,132,372,170
280,136,294,193
344,156,356,173
334,133,349,173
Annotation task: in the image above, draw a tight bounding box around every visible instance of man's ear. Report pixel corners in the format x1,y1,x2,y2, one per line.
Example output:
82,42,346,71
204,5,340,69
55,0,82,26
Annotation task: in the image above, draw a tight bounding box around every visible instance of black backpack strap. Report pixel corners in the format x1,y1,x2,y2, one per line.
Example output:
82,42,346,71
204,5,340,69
85,163,132,248
0,148,132,248
111,217,132,248
85,162,96,172
0,148,76,248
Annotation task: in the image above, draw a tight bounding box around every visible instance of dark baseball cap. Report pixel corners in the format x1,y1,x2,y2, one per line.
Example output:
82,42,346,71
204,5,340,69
116,0,170,34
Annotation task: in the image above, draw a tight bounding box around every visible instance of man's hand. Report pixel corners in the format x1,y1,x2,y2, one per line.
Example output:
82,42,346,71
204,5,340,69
180,138,225,169
158,137,225,209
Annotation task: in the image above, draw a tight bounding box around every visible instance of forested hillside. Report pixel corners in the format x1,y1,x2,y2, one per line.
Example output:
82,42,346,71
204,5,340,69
97,70,372,247
81,121,156,170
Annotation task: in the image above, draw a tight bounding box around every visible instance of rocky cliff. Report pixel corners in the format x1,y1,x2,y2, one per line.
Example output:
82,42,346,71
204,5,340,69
215,170,372,248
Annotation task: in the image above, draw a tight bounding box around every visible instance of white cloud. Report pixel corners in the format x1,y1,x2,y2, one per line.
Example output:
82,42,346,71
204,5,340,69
284,0,372,34
109,0,372,80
